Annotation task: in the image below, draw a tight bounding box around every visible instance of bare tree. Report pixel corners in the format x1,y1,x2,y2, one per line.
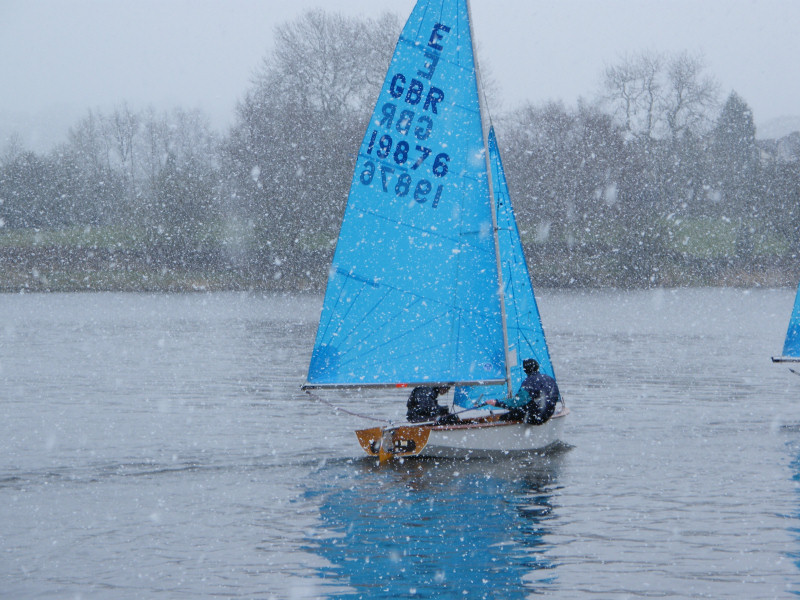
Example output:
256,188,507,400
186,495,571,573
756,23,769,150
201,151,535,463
603,52,662,139
266,10,400,118
68,110,109,176
663,52,718,140
603,51,717,141
1,132,26,166
222,10,401,284
140,106,170,194
104,104,140,196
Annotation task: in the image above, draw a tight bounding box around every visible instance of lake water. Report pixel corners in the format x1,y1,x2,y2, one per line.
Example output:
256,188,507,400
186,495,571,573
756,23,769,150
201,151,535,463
1,288,799,599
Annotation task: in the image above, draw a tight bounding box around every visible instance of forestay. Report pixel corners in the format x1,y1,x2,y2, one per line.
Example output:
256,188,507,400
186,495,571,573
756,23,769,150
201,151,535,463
305,0,506,388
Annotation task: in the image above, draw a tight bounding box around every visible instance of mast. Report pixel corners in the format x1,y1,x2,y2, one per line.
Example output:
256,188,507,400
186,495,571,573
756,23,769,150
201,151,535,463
467,0,514,399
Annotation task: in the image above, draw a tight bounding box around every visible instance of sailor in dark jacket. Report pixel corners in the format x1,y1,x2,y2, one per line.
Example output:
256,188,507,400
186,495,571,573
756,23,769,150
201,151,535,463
406,386,453,423
486,358,560,424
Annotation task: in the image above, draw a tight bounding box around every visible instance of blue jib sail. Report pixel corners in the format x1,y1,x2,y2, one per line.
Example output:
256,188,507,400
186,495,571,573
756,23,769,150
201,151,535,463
455,128,556,407
306,0,505,387
782,282,800,359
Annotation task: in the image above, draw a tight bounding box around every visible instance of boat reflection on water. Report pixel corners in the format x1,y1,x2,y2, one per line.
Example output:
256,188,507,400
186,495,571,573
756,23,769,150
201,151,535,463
304,448,568,598
789,436,800,582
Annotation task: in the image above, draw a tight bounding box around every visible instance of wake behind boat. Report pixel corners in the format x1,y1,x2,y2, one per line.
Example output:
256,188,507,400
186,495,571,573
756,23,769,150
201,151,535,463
302,0,568,461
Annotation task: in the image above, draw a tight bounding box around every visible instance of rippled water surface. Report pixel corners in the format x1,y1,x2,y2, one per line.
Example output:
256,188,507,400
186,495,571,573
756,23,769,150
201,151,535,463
2,289,799,598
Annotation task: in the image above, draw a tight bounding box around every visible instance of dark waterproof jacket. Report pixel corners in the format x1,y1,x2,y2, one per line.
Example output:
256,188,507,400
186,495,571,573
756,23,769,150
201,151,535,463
406,387,450,422
501,372,560,424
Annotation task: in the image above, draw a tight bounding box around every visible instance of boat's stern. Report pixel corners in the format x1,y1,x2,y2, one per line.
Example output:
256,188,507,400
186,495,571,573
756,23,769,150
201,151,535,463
355,425,432,460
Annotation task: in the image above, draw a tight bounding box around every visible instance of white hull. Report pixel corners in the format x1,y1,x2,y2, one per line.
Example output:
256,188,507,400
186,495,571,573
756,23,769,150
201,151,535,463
419,408,568,458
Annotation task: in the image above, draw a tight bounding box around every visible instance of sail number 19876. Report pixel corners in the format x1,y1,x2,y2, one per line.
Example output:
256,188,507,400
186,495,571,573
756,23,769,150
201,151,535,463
359,130,448,208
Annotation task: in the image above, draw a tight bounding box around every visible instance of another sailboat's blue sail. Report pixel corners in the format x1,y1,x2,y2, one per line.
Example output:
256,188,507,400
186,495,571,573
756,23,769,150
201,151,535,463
780,282,800,360
455,128,555,407
306,0,505,387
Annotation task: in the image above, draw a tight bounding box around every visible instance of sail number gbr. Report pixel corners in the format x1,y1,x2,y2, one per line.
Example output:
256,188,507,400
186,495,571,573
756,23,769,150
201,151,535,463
359,130,449,208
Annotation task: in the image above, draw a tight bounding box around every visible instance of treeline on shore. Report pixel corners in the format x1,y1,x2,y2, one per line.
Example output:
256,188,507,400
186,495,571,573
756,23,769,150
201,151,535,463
1,10,799,293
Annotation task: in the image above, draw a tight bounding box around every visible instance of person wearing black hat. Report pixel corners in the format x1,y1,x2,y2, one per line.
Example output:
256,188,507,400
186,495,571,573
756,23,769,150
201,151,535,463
486,358,560,424
406,386,457,423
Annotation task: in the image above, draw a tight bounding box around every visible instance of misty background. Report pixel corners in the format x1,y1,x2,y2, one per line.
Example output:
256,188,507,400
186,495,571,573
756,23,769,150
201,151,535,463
1,4,799,292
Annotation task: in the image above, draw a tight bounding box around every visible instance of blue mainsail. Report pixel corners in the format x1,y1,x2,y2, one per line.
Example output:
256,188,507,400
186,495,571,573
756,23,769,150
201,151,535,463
306,0,506,387
777,282,800,361
455,128,556,407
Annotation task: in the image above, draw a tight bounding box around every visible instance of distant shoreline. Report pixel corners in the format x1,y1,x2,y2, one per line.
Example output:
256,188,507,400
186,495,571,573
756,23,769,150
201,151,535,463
2,245,796,293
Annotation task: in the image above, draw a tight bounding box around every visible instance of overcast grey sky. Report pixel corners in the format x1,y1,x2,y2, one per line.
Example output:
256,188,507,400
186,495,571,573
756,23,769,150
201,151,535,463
1,0,799,150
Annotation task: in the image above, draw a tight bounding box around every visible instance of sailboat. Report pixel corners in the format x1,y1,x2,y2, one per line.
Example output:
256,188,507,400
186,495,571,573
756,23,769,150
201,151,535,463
302,0,568,460
773,281,800,363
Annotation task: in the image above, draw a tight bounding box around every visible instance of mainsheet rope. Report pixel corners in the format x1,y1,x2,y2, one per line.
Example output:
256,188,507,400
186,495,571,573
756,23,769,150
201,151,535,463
303,390,390,423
